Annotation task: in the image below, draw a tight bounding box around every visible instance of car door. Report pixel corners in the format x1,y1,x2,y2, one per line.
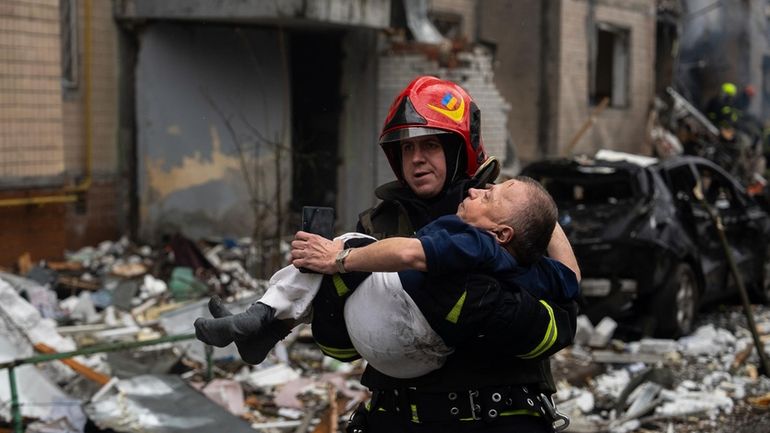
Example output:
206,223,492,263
660,160,726,300
692,161,766,294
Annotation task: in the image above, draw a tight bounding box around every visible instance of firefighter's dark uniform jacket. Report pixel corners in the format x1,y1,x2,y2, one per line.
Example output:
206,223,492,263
310,179,579,430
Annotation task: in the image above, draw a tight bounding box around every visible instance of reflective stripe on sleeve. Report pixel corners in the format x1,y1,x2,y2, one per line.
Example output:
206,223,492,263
315,342,359,360
410,404,420,423
519,300,558,359
332,274,350,297
445,290,467,324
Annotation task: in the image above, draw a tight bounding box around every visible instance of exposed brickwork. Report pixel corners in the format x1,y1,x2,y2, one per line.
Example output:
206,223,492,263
0,191,67,268
65,177,121,250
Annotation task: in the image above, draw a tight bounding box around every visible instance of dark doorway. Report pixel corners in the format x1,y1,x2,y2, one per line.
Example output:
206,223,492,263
290,32,343,214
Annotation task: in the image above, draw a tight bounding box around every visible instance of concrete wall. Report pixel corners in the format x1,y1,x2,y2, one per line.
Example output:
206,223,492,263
116,0,390,29
337,29,380,230
557,0,656,156
135,24,290,241
477,0,543,165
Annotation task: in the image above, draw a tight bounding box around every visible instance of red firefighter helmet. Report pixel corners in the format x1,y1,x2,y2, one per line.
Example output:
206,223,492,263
379,76,487,182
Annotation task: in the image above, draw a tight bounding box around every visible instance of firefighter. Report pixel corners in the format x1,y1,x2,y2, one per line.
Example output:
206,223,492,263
196,76,579,432
312,76,578,433
705,82,739,128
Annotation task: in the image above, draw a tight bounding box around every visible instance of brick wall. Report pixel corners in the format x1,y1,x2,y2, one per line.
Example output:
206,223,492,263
65,176,121,248
0,0,66,180
557,0,656,156
61,0,121,249
477,0,542,165
0,191,67,267
62,0,119,175
0,0,121,267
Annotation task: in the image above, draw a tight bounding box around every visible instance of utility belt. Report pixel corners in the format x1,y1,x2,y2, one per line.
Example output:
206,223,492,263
356,385,568,429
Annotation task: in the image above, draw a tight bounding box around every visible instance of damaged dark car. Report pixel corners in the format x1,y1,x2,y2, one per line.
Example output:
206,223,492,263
523,153,770,338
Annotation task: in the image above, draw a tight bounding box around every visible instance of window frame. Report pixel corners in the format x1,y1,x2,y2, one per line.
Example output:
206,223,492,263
590,22,631,109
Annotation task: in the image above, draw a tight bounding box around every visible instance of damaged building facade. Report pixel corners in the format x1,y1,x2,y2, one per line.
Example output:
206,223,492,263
480,0,658,160
1,0,663,266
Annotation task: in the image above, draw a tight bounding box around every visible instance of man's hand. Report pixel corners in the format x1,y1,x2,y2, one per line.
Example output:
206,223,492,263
291,231,344,274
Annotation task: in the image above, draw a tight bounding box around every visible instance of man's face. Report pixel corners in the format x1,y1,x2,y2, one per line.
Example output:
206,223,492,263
401,136,447,198
457,179,522,231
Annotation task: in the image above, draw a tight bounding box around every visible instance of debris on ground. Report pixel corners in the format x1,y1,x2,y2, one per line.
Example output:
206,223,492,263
2,235,770,433
552,309,770,433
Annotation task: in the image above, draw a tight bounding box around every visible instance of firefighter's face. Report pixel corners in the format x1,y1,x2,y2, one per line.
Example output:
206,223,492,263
401,136,447,199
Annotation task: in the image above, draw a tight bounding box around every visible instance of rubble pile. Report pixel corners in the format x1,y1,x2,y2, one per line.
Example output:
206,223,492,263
552,311,770,433
0,236,367,433
2,236,770,432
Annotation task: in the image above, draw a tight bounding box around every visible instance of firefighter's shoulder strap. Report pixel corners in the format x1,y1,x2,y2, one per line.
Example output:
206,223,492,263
358,200,413,239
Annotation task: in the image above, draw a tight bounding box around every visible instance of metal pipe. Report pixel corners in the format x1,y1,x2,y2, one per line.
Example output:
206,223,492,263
2,333,198,432
0,195,77,207
694,183,770,376
9,366,22,433
0,333,196,370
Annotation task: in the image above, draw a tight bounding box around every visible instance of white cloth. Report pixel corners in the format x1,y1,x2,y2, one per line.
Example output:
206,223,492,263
344,271,452,378
258,233,452,378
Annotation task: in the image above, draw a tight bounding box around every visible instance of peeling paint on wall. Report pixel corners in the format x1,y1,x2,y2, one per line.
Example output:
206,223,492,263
136,24,290,241
146,125,241,202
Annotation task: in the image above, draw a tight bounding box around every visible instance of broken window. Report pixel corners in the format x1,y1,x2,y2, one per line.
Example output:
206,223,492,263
591,23,630,107
539,170,637,206
60,0,78,90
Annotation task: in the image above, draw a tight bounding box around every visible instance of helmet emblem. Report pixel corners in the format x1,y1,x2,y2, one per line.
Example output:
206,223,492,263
427,92,465,122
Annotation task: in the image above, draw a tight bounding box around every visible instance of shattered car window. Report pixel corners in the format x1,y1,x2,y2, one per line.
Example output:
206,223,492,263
540,170,638,207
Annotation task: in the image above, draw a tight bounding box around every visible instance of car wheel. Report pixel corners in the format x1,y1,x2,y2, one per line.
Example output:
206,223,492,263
653,263,698,338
